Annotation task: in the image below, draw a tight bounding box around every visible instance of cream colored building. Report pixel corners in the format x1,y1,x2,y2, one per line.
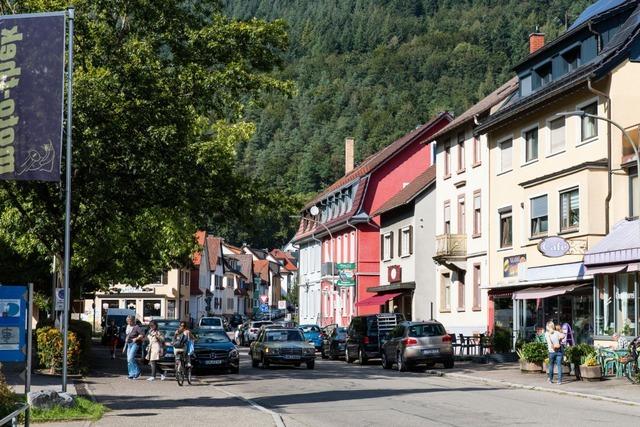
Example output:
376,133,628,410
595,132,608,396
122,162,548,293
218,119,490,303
478,0,640,345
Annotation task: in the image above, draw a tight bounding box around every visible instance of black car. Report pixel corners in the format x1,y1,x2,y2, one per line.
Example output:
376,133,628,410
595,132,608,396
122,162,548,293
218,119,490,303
321,326,347,360
345,313,404,365
229,313,244,329
191,329,240,373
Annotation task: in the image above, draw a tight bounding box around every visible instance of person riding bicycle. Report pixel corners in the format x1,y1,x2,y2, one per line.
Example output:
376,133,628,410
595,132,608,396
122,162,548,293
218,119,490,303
173,321,194,367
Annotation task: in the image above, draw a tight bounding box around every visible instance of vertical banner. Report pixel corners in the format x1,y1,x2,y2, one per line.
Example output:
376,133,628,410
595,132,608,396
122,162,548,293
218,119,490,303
0,12,65,181
0,285,27,362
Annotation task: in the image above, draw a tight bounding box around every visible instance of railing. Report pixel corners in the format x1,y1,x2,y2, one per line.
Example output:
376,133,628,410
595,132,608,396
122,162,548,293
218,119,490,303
435,234,467,258
0,403,30,427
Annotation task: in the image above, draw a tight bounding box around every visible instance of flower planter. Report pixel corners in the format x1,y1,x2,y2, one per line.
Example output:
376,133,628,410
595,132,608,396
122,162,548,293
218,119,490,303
579,365,602,382
520,361,543,373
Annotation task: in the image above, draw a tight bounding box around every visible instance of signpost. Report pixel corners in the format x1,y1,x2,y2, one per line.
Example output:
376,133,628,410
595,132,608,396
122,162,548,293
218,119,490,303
259,304,269,313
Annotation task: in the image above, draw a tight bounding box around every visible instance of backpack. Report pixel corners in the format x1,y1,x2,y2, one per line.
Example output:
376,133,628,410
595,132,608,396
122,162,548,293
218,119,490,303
173,333,188,349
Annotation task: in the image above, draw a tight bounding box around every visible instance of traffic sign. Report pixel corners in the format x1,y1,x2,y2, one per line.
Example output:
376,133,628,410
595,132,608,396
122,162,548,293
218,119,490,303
259,295,268,304
55,288,65,311
259,304,269,313
277,300,287,310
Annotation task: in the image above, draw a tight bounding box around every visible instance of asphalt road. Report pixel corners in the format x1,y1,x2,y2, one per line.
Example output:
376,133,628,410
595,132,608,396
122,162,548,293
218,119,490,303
78,345,640,427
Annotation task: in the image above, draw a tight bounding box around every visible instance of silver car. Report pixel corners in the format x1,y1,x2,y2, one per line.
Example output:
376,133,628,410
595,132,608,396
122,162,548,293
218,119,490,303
381,321,454,371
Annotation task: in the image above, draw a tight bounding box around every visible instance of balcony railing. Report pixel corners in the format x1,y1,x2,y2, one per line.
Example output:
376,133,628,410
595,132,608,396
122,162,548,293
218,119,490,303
435,234,467,258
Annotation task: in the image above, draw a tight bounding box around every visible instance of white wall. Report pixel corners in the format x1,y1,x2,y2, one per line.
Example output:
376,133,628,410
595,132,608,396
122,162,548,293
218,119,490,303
298,240,322,324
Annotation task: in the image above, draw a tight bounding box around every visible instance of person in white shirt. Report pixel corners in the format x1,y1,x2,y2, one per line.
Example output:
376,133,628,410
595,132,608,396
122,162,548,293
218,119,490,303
545,321,565,385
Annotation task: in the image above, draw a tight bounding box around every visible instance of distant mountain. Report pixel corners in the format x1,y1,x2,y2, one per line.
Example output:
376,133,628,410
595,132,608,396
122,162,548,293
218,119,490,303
223,0,593,195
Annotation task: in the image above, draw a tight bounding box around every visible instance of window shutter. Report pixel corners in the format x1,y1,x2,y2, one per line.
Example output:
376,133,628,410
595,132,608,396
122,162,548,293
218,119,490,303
398,229,403,257
389,231,394,259
409,226,413,255
380,234,384,259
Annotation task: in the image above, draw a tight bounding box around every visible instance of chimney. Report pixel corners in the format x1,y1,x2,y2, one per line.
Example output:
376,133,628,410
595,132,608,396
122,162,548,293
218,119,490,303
345,137,355,174
529,32,545,54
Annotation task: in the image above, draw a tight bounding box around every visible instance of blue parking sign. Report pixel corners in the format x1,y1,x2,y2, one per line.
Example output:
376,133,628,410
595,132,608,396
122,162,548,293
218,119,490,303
0,285,27,362
259,304,269,313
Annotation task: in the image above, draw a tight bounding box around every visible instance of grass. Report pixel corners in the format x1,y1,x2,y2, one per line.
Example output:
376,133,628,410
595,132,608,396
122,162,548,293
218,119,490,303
30,397,107,423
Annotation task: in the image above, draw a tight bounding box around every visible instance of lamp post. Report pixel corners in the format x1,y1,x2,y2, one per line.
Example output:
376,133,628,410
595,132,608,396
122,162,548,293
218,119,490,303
556,111,640,198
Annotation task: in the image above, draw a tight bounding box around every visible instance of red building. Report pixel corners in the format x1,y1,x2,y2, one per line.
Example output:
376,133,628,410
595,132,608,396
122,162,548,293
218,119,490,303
293,112,451,326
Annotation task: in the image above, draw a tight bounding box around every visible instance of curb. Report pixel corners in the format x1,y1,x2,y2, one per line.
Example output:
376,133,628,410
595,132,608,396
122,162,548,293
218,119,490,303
425,370,640,407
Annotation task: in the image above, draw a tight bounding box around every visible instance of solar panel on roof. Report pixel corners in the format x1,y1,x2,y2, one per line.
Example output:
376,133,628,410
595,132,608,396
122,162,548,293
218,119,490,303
569,0,628,30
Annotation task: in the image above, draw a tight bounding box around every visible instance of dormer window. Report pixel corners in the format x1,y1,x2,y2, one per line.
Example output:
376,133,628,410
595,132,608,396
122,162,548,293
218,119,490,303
520,74,532,97
562,46,580,72
534,62,552,88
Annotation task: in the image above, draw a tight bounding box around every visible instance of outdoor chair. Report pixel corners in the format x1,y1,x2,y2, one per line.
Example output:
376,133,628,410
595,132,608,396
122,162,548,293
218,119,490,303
450,334,461,355
459,334,473,355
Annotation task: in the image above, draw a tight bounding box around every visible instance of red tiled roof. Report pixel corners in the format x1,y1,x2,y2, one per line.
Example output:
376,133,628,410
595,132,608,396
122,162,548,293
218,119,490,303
373,166,437,216
303,112,452,210
229,254,253,280
270,249,298,271
254,260,270,282
223,242,243,255
429,77,518,141
192,230,206,266
206,236,223,272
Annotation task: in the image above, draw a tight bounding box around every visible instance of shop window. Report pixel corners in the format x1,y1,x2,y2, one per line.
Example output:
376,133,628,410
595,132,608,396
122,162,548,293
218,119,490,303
560,188,579,231
530,195,548,237
499,207,512,248
524,127,538,163
440,273,451,312
549,117,565,154
595,274,637,336
580,102,598,141
473,191,481,237
143,300,161,318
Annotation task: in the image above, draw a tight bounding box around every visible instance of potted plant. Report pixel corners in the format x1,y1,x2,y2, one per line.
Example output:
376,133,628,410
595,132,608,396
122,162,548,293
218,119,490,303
579,353,602,381
517,342,546,373
565,343,593,380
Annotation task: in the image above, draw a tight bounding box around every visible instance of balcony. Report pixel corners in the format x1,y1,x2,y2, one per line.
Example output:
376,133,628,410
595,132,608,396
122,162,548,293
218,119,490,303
434,234,467,259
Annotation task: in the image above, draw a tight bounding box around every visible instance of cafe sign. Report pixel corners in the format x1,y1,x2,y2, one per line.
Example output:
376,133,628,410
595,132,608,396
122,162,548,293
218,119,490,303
538,236,570,258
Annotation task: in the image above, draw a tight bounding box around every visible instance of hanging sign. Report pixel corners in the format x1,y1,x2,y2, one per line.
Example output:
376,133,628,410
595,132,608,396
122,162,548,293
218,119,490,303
336,262,356,286
0,12,66,181
0,285,27,361
538,236,571,258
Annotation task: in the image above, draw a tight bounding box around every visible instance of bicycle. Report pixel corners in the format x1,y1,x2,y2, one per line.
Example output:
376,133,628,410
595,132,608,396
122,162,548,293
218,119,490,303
174,348,193,386
620,337,640,384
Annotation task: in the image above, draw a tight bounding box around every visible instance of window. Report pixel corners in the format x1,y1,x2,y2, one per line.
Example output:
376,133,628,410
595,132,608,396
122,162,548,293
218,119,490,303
595,274,636,337
227,298,234,310
226,277,234,288
520,74,532,97
560,188,579,231
399,227,412,257
499,208,512,248
580,102,598,141
524,127,538,163
444,142,451,177
161,271,168,284
499,138,513,173
549,117,565,154
143,300,161,318
562,46,580,72
382,232,393,261
457,273,465,311
457,132,465,172
444,201,451,234
473,264,481,310
472,136,481,165
167,300,176,319
457,196,466,234
214,275,223,290
535,62,552,87
440,273,451,312
473,191,481,237
530,195,548,237
631,168,639,218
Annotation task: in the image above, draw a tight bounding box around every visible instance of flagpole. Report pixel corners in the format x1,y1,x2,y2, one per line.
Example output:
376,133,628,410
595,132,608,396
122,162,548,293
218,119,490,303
62,6,74,393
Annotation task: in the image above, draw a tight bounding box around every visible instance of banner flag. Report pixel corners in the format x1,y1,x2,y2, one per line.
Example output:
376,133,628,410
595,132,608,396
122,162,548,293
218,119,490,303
0,13,65,181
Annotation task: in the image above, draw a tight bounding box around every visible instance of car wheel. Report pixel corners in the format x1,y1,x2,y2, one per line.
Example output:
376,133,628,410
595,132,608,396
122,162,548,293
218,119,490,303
381,351,392,369
307,360,315,369
444,358,454,369
261,355,270,369
396,351,406,372
345,348,353,363
358,347,368,365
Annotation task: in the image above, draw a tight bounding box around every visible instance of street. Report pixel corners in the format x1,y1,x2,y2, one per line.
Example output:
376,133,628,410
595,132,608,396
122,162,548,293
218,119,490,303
78,345,640,427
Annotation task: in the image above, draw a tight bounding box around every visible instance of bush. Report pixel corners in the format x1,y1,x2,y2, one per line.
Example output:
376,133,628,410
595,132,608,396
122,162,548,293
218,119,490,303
565,343,595,364
37,319,92,372
492,327,513,353
0,372,21,419
36,327,81,374
517,342,547,364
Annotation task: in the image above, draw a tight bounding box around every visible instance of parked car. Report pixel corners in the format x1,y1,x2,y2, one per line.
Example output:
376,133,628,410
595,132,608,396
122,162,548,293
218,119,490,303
299,324,323,351
198,316,225,331
380,321,454,371
249,328,316,369
345,313,404,364
191,329,240,374
321,326,347,360
153,319,180,331
229,313,244,329
244,321,273,343
141,326,177,371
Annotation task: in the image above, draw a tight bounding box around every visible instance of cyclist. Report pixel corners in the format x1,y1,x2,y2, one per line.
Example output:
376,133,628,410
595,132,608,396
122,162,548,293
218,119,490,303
173,321,194,367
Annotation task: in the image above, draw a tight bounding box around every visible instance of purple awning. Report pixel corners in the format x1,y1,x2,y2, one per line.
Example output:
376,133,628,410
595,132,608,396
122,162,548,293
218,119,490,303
512,284,587,300
584,219,640,266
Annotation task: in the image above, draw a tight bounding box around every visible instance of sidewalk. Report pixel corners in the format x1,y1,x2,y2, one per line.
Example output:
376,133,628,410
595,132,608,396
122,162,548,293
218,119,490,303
430,361,640,405
2,361,78,396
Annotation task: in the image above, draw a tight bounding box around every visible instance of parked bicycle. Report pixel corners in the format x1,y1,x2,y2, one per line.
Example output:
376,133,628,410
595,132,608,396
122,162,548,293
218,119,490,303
621,337,640,384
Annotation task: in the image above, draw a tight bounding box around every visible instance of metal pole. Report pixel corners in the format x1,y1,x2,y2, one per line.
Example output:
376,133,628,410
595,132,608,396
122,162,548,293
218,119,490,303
26,283,33,394
62,7,74,393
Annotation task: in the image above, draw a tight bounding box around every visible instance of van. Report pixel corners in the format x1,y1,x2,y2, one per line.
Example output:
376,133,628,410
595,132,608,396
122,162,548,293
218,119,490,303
345,313,404,364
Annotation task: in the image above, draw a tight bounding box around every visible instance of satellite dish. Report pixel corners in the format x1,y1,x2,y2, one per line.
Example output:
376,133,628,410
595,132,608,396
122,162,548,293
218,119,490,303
310,206,320,216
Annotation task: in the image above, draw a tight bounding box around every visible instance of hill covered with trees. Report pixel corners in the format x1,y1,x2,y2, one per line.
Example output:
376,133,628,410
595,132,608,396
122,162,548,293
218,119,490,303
223,0,594,195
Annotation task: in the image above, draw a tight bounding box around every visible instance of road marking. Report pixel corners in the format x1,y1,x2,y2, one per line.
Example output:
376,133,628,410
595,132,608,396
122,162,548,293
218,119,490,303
217,386,286,427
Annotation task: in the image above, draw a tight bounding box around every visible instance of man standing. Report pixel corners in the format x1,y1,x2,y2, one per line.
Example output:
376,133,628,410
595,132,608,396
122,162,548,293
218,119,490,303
123,315,143,379
105,319,119,359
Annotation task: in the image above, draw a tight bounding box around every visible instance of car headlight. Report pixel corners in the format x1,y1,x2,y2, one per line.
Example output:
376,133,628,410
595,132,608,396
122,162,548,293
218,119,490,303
229,349,239,358
265,347,279,355
304,347,315,355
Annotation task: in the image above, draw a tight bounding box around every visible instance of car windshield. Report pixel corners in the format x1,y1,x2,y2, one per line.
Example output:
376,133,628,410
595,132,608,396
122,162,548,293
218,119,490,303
265,330,304,342
200,318,222,327
335,327,347,338
197,331,229,343
300,325,320,333
252,322,271,328
409,324,446,337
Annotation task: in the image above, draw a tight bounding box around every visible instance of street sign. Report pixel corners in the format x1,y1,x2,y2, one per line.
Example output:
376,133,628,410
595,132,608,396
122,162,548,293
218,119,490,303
0,285,27,362
259,295,268,304
54,288,65,311
277,300,287,310
259,304,269,313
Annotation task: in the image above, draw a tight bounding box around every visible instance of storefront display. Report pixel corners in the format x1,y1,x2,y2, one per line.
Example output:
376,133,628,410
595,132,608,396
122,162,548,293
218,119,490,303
595,273,637,337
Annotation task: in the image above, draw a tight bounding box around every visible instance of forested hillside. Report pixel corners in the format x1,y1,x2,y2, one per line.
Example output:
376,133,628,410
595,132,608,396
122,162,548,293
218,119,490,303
223,0,593,195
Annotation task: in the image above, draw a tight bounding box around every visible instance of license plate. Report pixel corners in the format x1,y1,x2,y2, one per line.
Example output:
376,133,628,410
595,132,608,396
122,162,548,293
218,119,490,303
284,355,301,360
338,344,346,350
204,360,223,365
422,349,439,355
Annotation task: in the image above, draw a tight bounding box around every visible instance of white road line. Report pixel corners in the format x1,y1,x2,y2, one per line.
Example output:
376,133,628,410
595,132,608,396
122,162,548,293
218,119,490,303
217,386,286,427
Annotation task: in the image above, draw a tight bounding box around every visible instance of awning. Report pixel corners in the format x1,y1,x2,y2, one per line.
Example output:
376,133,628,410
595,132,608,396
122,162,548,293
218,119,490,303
512,284,587,300
366,282,415,293
584,219,640,266
355,292,402,307
584,264,628,275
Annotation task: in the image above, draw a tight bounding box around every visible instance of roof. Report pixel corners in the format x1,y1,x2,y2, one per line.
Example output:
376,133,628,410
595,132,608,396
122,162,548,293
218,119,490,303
253,260,270,283
585,218,640,265
373,166,437,216
244,246,269,260
303,112,452,210
223,256,247,279
569,0,629,30
205,236,223,272
192,230,206,266
429,77,518,141
228,253,253,280
224,242,243,255
270,249,298,272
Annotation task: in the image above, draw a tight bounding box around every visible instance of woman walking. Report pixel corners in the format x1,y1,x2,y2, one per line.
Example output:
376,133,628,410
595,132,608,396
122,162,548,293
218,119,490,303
123,315,144,380
545,321,565,385
145,320,165,381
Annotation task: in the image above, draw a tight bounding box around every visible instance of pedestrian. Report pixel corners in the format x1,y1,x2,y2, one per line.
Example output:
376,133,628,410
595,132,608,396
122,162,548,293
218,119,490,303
544,321,565,385
173,321,194,367
105,319,119,359
145,320,165,381
123,315,144,380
